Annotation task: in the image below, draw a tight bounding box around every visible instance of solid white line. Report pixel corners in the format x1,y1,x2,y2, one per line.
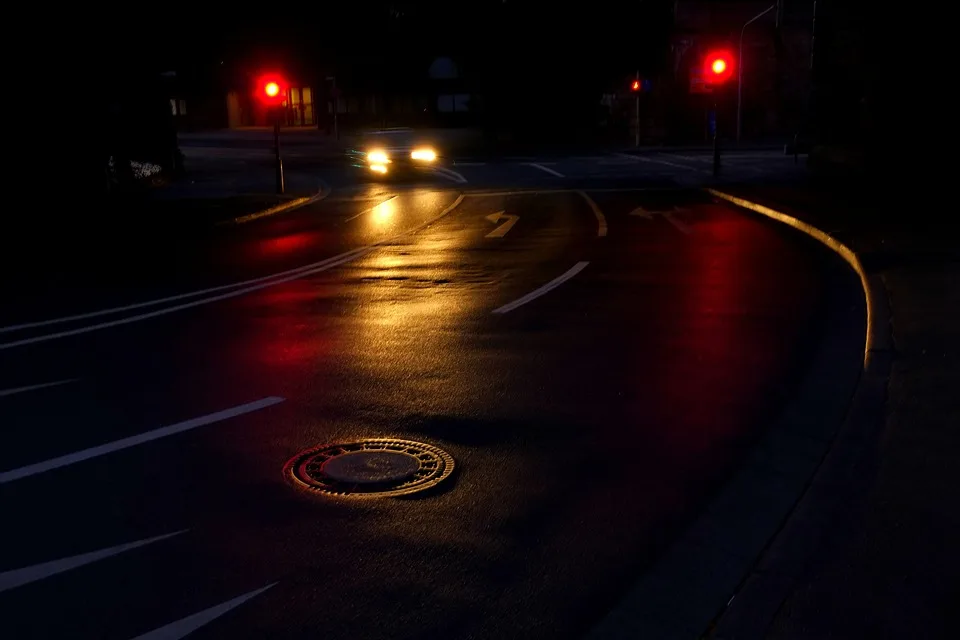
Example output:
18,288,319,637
525,162,565,178
0,195,466,351
636,155,710,173
432,167,468,183
0,530,186,593
492,262,590,314
0,397,284,484
343,195,396,222
665,214,693,235
0,379,77,398
130,583,276,640
577,191,608,237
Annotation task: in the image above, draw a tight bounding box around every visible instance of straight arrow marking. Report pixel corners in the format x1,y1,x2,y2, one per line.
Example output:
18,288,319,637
0,530,187,593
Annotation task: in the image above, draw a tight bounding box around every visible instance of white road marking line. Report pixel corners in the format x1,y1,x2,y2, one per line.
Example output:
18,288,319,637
636,155,707,171
0,530,186,593
493,262,590,314
452,161,486,166
130,583,276,640
0,195,465,351
577,191,608,237
343,195,397,222
0,397,284,484
431,166,468,183
0,378,77,398
659,152,711,163
525,162,565,178
484,212,520,238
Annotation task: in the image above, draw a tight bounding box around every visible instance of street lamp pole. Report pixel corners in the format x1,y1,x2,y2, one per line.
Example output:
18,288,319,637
737,3,777,143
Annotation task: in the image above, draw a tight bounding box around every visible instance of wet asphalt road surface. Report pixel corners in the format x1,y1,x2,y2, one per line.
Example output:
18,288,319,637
0,163,860,639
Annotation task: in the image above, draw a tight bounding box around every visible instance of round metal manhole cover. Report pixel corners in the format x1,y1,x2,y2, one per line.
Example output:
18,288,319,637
285,438,455,497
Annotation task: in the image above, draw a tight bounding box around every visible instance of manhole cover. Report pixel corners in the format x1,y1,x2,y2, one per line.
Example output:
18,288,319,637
285,438,455,497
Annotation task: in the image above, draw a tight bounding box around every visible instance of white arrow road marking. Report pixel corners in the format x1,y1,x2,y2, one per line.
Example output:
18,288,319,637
525,162,565,178
0,378,77,398
484,211,520,238
493,261,590,314
629,206,692,234
0,530,187,593
129,583,276,640
0,397,284,484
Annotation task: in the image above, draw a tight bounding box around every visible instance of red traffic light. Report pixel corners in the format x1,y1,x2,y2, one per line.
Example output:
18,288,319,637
704,50,734,84
256,74,287,105
631,80,640,91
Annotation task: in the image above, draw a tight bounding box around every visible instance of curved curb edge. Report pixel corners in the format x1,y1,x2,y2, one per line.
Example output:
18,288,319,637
224,178,331,226
584,188,888,640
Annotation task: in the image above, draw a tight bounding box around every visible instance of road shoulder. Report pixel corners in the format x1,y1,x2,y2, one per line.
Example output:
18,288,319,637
704,186,956,639
586,191,869,639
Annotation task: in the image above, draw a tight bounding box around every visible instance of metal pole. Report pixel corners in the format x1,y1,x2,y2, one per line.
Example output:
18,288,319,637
713,100,720,176
736,3,777,143
333,77,339,141
274,119,284,195
635,70,641,147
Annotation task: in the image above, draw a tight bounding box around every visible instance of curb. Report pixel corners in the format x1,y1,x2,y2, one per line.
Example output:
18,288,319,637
703,190,893,638
584,189,881,640
221,180,331,226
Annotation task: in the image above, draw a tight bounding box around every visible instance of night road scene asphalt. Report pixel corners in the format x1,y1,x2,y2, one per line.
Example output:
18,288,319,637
6,3,953,640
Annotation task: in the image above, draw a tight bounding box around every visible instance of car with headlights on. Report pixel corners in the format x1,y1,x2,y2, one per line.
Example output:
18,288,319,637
346,128,439,178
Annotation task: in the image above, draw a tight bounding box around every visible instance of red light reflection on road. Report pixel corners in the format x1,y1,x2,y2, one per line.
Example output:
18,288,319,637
255,232,317,257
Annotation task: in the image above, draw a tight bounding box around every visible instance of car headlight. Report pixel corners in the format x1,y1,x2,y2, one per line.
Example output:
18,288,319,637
410,148,437,162
367,150,389,164
369,163,388,174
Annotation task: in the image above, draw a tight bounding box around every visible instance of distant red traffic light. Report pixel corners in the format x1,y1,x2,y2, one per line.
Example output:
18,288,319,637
631,80,640,91
256,74,287,106
704,50,734,84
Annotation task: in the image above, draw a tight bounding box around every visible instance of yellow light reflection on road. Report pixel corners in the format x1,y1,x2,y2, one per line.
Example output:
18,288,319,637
369,196,396,224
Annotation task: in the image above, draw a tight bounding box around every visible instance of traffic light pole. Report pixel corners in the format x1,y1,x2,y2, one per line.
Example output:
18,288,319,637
273,118,285,195
713,99,721,177
635,71,641,147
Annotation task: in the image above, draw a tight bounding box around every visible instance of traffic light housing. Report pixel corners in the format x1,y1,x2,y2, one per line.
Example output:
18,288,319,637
631,79,640,91
704,50,734,85
256,73,288,106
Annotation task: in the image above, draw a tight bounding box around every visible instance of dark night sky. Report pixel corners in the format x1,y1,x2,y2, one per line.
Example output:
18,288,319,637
144,1,676,83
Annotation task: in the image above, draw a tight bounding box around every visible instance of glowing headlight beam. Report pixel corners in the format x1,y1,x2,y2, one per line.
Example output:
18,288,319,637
367,150,389,164
411,148,437,162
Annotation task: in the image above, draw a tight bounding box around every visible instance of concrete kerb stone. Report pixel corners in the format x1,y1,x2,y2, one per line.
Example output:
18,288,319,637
584,188,882,640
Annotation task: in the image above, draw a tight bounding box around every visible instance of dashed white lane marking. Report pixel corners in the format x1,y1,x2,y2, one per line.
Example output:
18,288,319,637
130,583,276,640
525,162,565,178
342,195,397,222
493,262,590,314
0,195,465,351
577,191,608,237
431,166,468,183
0,397,284,484
0,530,187,593
0,379,77,398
